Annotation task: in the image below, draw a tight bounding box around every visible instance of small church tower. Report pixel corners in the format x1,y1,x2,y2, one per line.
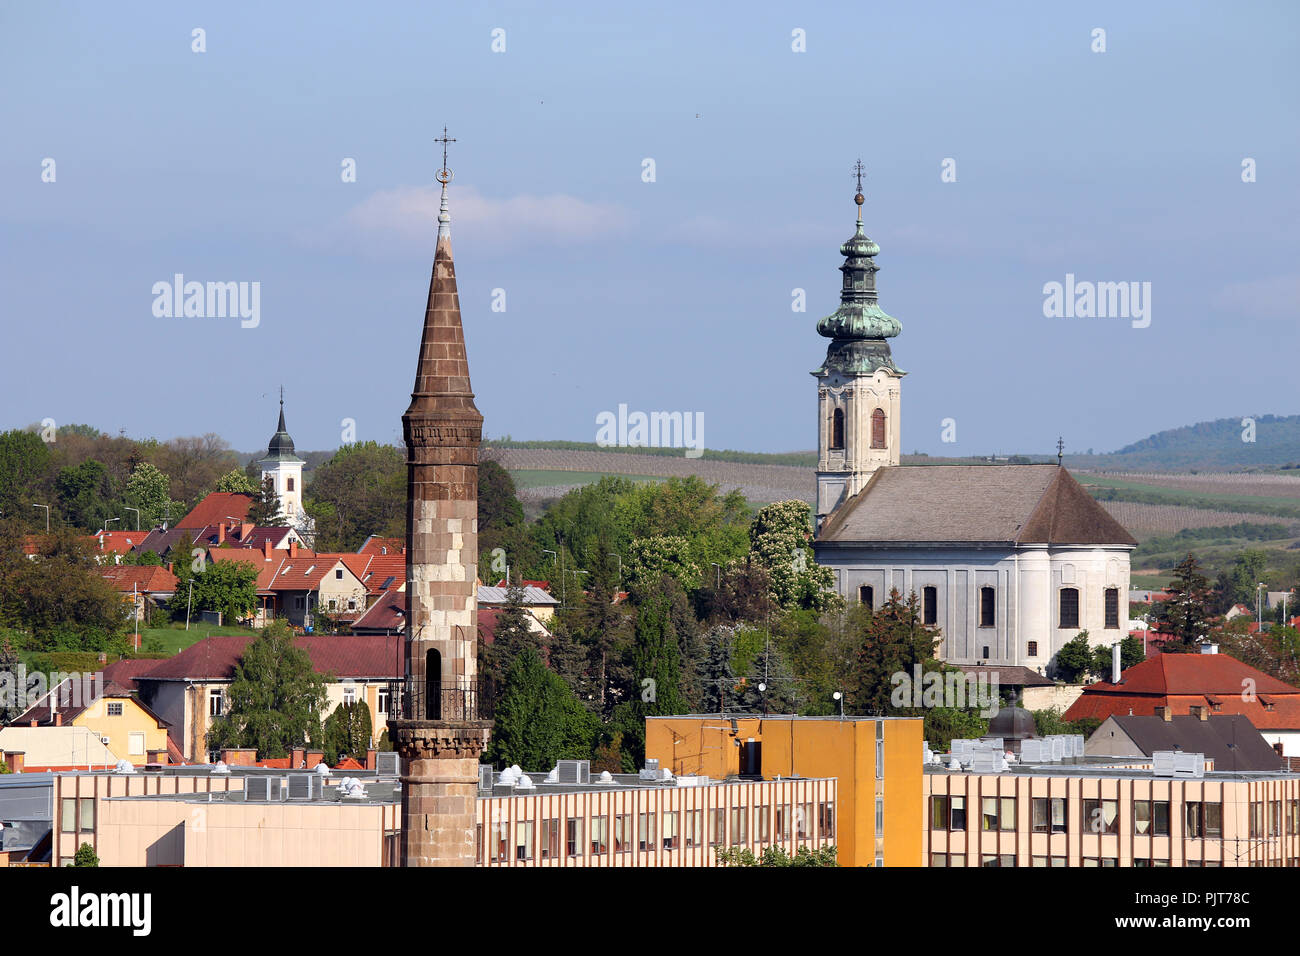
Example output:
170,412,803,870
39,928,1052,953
813,162,904,526
258,392,306,522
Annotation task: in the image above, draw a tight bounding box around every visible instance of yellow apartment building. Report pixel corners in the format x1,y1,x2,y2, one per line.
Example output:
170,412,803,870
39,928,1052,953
645,715,924,867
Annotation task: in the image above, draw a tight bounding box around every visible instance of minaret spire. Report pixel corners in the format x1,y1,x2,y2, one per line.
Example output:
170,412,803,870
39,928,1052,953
434,126,456,241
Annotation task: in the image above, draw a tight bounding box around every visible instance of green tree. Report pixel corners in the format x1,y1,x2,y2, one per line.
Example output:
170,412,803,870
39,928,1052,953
12,530,127,652
626,534,699,595
322,701,373,765
844,590,942,715
487,650,598,769
0,637,21,724
0,429,53,520
305,441,404,550
748,500,839,612
191,559,258,625
55,459,116,531
481,584,540,687
216,469,256,494
124,462,181,529
72,842,99,867
245,475,283,526
716,845,838,867
206,624,330,758
1149,553,1215,650
1053,632,1094,683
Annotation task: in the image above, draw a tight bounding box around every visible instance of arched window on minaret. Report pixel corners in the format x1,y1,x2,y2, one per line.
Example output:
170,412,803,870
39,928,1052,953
831,408,845,450
871,408,886,449
425,648,442,719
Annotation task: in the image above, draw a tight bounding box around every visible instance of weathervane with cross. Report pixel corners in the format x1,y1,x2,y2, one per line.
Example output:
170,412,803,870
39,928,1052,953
853,158,866,217
435,126,456,184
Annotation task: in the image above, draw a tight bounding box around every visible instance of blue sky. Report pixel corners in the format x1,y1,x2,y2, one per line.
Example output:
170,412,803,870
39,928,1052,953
2,1,1296,457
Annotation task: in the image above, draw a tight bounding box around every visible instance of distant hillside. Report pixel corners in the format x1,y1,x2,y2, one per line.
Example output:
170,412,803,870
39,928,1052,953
1065,414,1300,471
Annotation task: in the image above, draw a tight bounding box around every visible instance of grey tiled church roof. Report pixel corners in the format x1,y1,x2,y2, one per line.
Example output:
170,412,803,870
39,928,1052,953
816,464,1137,547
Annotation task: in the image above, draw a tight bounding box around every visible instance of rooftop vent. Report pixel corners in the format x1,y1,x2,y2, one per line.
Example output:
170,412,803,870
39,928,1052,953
555,759,591,785
376,751,400,776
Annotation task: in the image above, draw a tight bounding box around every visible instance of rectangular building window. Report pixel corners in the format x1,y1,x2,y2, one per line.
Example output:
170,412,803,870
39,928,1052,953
1000,797,1015,831
639,812,655,851
79,797,95,832
729,807,747,845
1032,797,1066,833
1027,641,1038,657
776,804,791,840
1207,802,1223,838
1271,801,1282,836
566,817,583,857
798,802,813,839
515,821,534,861
1083,798,1118,834
1105,587,1120,628
710,808,726,846
209,689,223,717
819,802,835,839
377,687,390,715
662,811,678,849
982,797,998,831
949,796,966,831
540,818,559,859
923,586,937,625
590,816,608,855
685,809,702,847
979,587,995,628
107,702,124,717
61,797,76,833
1060,588,1080,628
755,805,770,842
614,814,632,852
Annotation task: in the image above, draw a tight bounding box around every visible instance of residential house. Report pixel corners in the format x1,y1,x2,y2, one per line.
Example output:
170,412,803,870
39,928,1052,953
5,676,172,768
133,634,402,762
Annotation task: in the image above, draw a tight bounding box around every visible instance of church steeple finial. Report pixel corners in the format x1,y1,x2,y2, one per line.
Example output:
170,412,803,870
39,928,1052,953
434,126,456,241
853,159,866,221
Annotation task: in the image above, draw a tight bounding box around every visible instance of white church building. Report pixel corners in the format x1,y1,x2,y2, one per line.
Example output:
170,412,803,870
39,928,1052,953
809,182,1137,674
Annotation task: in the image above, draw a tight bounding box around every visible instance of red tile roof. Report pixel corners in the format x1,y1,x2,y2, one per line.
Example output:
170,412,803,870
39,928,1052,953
90,531,153,554
100,565,179,594
206,547,295,592
268,554,362,593
1063,651,1300,730
351,590,405,634
358,536,404,556
100,658,166,692
176,492,253,530
138,634,403,682
354,553,406,593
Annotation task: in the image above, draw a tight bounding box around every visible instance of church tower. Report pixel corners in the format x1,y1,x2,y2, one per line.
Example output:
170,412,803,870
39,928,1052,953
813,163,904,527
258,392,305,522
387,131,491,867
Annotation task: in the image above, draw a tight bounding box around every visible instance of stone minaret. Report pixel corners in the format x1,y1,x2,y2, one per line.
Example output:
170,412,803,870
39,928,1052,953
388,132,491,867
813,162,905,528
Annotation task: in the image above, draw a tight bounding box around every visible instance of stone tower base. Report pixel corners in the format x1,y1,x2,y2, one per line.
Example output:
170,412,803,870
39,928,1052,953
389,720,491,867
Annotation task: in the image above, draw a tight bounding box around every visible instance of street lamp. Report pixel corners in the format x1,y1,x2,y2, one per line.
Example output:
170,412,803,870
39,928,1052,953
607,553,623,593
833,691,844,718
125,507,140,531
711,562,722,590
32,504,49,532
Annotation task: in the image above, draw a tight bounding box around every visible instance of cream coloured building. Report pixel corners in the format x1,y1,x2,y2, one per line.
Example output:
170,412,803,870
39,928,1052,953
809,186,1136,674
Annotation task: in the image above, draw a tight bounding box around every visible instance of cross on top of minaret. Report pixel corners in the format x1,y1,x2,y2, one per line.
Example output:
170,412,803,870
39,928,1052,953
853,159,866,218
435,126,456,184
279,384,284,408
1057,436,1065,465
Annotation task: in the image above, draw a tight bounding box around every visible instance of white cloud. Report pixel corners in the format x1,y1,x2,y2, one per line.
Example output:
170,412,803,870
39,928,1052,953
311,184,629,256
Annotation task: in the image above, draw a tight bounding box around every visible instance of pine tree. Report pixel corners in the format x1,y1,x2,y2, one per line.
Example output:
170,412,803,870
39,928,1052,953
1150,553,1214,651
845,589,943,716
482,584,540,686
487,650,597,770
245,475,284,526
323,701,373,764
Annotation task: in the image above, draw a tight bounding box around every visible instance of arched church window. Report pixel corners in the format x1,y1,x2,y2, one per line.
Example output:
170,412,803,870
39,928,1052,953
1059,588,1080,629
831,408,845,451
871,408,886,449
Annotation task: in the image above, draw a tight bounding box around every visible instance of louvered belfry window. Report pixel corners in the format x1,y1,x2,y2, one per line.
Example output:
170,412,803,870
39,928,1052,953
831,408,845,450
871,408,886,449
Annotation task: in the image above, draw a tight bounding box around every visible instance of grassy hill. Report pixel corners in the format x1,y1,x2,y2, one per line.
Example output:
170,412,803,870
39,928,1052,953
1065,414,1300,471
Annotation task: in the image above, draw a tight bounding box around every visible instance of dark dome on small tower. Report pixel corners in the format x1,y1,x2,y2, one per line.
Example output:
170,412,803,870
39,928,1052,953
987,706,1036,739
261,393,304,464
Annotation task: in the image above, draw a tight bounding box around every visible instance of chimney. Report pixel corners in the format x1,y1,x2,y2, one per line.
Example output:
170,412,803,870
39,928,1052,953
263,538,273,560
306,750,324,768
167,562,173,574
1198,706,1209,721
54,711,62,727
291,747,306,769
1111,642,1121,684
6,752,24,773
217,523,226,545
241,522,254,540
365,748,377,771
1200,642,1218,655
1158,706,1172,722
289,539,298,558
